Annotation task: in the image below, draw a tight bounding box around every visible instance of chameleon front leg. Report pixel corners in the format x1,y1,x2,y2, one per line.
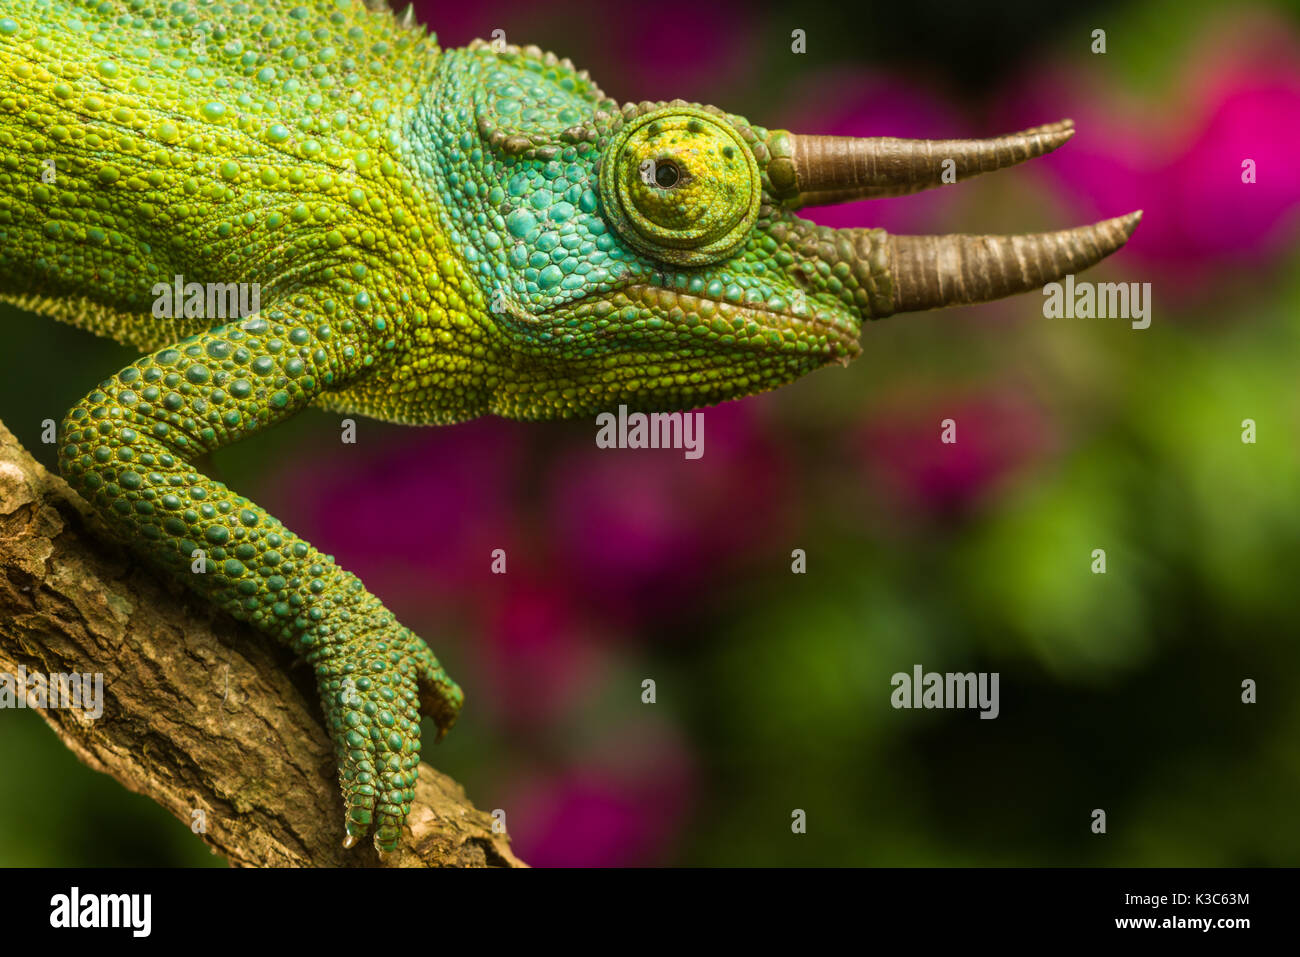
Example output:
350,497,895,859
57,302,462,852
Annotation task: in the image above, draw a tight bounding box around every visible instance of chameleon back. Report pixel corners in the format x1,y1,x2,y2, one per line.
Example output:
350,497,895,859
0,0,440,360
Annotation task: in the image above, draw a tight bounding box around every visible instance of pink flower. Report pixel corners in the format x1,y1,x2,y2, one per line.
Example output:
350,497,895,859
505,722,695,866
995,12,1300,295
412,0,757,104
581,0,758,104
263,419,524,611
773,70,970,234
854,387,1054,519
479,578,607,727
546,399,794,621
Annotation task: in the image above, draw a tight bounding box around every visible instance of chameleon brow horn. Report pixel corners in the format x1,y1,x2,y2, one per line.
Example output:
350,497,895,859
767,119,1142,313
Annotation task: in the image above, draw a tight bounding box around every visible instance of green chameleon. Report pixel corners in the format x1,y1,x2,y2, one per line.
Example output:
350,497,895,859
0,0,1139,853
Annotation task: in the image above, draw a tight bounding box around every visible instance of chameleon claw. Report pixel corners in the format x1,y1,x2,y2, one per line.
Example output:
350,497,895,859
342,833,357,850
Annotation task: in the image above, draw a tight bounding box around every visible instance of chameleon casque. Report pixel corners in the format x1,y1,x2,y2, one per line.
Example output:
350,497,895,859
0,0,1139,854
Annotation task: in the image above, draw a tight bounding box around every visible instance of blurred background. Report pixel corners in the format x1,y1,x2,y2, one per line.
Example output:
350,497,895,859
2,0,1299,866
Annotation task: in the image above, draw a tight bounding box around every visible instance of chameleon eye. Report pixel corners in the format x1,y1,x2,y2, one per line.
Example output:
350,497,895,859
653,160,681,189
600,107,761,266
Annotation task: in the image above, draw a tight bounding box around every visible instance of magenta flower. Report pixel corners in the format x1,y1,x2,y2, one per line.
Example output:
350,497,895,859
410,0,537,48
263,419,525,609
479,577,608,727
773,70,969,234
546,398,795,621
572,0,758,104
994,14,1300,293
413,0,756,105
853,387,1053,518
505,722,695,866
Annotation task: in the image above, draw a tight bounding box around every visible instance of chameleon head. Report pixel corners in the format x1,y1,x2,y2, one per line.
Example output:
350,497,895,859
446,44,1140,419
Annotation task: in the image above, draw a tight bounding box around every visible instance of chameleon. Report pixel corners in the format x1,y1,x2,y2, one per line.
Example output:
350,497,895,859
0,0,1139,854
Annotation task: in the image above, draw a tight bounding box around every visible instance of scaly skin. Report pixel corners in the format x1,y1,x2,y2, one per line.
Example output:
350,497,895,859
0,0,1139,853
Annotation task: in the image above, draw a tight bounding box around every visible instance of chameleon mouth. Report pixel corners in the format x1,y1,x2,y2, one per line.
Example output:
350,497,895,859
615,283,862,359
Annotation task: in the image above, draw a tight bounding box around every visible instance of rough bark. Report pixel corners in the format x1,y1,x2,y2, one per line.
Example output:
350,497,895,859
0,418,525,868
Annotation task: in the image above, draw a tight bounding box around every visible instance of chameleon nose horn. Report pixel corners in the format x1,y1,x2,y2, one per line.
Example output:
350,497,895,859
769,119,1076,205
880,211,1142,313
767,120,1142,314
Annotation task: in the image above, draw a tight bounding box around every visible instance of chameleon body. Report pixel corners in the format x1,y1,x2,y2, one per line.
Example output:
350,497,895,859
0,0,1139,853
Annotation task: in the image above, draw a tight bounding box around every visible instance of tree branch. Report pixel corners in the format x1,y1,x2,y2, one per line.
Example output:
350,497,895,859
0,418,524,868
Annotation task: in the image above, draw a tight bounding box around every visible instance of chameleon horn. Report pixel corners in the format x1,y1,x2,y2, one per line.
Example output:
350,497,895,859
879,211,1143,313
771,120,1075,206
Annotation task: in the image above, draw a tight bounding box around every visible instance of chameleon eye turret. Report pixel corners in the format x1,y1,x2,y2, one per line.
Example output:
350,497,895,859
599,107,762,265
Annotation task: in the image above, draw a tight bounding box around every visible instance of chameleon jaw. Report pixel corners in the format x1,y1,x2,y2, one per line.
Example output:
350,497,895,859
545,284,863,361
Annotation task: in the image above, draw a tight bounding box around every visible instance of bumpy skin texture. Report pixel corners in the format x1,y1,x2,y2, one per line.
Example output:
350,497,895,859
0,0,1133,852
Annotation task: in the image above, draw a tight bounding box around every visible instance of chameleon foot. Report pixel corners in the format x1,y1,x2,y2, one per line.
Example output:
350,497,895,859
313,626,463,853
